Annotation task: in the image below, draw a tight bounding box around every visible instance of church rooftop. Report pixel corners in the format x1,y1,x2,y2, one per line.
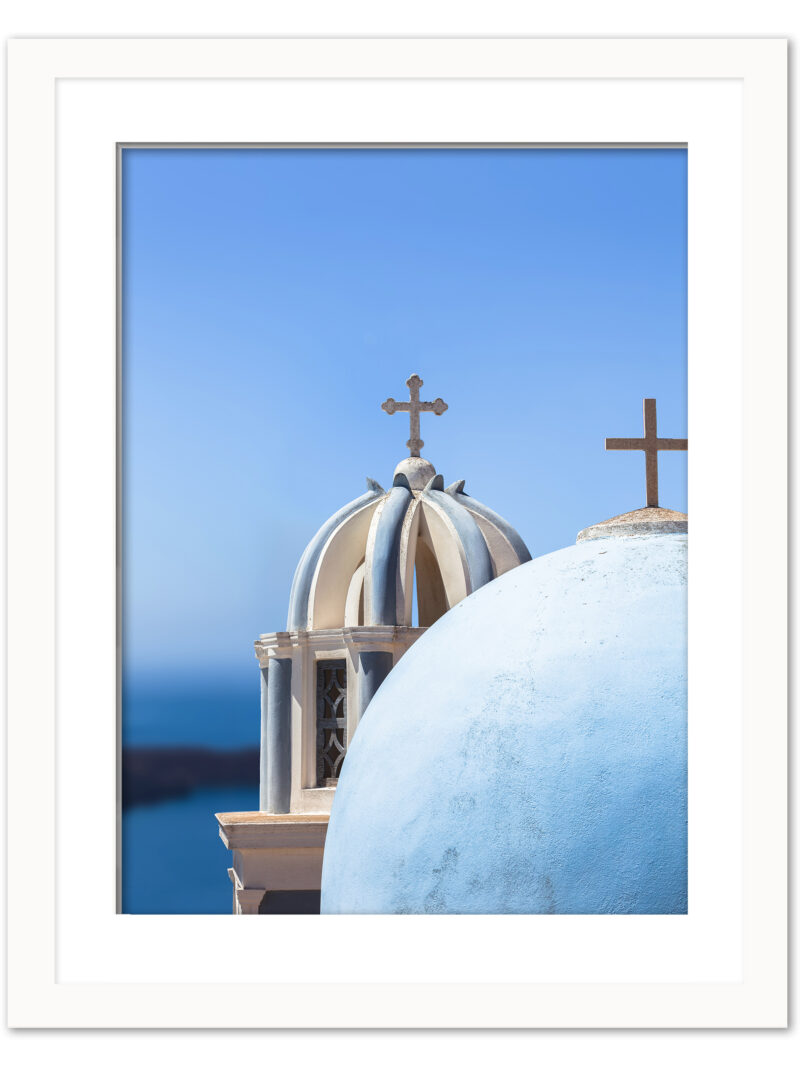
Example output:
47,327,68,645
284,374,532,633
578,398,688,541
577,506,688,542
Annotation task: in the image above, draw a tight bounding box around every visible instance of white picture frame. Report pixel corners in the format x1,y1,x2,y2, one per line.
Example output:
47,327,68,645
6,37,787,1028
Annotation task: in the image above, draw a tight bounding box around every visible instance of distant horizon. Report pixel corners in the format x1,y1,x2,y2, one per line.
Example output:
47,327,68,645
123,146,687,700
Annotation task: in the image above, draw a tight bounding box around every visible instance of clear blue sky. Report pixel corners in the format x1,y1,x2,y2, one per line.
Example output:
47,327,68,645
122,147,687,684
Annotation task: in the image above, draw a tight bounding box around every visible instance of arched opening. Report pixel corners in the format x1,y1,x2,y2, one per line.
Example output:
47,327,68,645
414,536,448,627
344,560,366,627
308,500,379,629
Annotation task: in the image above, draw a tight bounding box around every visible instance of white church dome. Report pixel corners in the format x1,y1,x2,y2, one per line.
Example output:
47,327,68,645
319,513,688,914
286,462,531,632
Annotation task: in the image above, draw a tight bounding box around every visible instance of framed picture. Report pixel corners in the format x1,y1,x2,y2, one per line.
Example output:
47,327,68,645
7,37,787,1028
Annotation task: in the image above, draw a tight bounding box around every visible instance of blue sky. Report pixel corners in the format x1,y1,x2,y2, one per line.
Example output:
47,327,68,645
122,147,687,684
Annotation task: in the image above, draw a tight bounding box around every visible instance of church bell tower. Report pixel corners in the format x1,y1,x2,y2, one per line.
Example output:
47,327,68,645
216,375,531,914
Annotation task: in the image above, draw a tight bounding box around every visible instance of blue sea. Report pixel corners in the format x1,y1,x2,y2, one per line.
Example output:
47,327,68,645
122,675,261,914
122,785,259,914
122,674,260,749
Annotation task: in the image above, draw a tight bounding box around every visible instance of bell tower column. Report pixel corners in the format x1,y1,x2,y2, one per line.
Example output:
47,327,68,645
355,649,393,725
261,653,292,813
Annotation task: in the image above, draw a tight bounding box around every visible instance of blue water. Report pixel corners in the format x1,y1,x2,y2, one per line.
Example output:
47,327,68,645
122,784,259,913
122,674,261,913
123,675,260,748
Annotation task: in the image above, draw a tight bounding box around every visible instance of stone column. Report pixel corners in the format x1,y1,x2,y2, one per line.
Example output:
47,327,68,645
259,666,269,810
261,656,292,813
356,650,393,724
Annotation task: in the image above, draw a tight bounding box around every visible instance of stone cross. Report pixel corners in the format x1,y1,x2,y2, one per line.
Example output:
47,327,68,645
382,374,448,458
605,398,687,508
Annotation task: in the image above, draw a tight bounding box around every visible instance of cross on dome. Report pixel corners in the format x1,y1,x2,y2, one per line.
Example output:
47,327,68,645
381,374,448,458
605,398,687,508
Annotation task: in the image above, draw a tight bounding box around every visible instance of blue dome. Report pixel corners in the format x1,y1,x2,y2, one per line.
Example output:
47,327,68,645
320,532,687,914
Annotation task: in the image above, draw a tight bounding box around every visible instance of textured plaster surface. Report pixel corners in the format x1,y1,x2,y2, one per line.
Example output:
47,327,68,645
320,534,688,915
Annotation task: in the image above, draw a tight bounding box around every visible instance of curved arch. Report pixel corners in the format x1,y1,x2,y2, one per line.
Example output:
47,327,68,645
286,486,383,630
344,560,366,627
447,488,532,571
308,501,382,630
364,486,412,625
397,497,421,627
418,490,494,606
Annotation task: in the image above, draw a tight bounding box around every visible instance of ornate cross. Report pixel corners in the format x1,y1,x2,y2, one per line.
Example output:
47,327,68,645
605,398,687,508
382,374,448,457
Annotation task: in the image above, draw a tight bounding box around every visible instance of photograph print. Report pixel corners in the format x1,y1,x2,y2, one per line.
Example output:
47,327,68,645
120,146,688,916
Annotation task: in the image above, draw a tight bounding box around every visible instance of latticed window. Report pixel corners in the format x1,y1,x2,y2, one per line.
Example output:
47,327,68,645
316,660,347,786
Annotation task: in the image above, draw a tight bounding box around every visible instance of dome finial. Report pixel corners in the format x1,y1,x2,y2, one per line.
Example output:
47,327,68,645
605,398,687,509
381,373,448,458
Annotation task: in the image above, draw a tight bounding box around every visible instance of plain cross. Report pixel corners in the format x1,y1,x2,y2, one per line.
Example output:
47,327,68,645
382,374,448,457
605,398,687,508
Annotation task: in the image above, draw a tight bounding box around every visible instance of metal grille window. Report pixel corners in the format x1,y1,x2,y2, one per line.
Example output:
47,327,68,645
316,660,347,786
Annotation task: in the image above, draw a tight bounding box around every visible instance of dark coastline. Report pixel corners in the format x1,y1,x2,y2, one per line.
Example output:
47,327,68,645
122,745,259,809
